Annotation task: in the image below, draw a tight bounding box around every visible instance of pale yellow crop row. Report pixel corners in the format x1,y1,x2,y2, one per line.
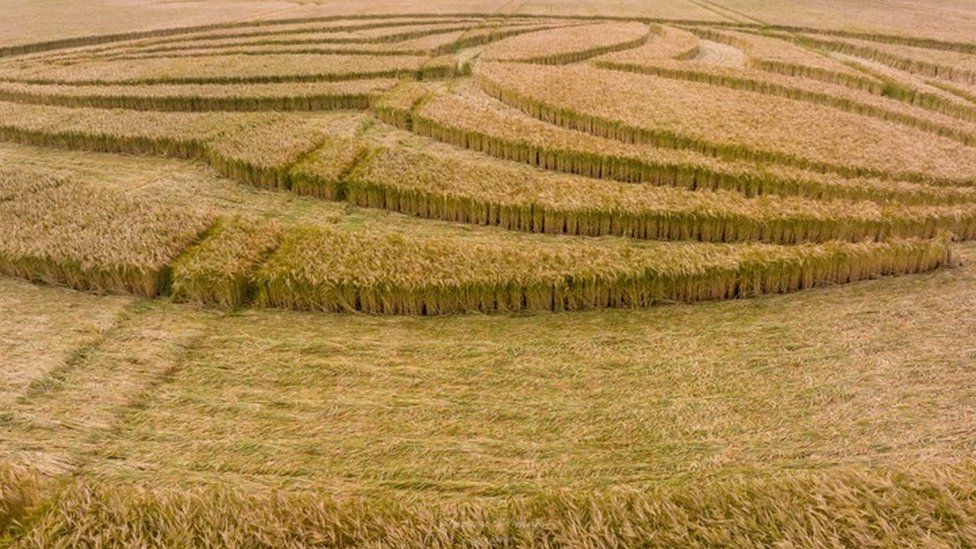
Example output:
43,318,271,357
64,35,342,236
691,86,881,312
94,23,484,59
0,167,65,202
0,54,442,85
371,81,439,128
254,223,951,315
425,23,580,56
171,215,283,308
480,22,650,64
87,19,572,63
1,83,974,219
686,28,884,93
0,179,214,296
96,45,424,62
52,22,579,65
594,24,701,63
342,145,976,243
11,16,482,63
0,100,360,188
793,32,976,85
695,30,976,126
0,173,958,313
93,25,570,62
0,131,958,314
0,99,247,158
592,58,976,147
206,114,361,188
15,466,976,546
475,62,976,184
0,79,398,111
144,17,487,45
931,81,976,104
831,53,976,124
382,81,976,206
289,136,370,199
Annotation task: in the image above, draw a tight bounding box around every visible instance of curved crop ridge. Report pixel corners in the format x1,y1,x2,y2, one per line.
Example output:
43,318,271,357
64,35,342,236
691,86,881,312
0,13,972,315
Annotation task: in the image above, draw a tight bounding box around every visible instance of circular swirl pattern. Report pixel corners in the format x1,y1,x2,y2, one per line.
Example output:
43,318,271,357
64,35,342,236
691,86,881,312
0,14,972,313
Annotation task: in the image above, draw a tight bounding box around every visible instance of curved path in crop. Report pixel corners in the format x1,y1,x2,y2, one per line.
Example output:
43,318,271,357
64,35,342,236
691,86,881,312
0,13,974,314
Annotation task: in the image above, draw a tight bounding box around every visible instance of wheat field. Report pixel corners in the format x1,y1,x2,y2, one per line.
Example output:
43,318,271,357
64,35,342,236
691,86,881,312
2,1,976,546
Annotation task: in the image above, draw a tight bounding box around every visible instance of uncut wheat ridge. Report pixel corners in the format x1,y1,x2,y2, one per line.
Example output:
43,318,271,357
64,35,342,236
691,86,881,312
1,0,976,546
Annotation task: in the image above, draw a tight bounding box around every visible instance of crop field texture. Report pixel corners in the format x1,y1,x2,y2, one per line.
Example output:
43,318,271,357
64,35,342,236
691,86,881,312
2,2,976,546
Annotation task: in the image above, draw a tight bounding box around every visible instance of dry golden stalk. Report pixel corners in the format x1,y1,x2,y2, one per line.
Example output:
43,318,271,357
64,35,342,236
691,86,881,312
289,136,369,199
29,17,513,66
0,464,40,537
344,145,976,243
80,24,478,62
0,179,214,296
204,113,360,189
594,24,701,63
100,45,426,61
791,32,976,85
370,81,437,128
171,216,284,308
0,167,66,201
16,465,976,547
0,100,363,189
0,54,439,85
93,17,486,53
591,57,976,147
686,27,884,92
97,21,574,62
831,52,976,124
0,15,482,59
481,22,651,64
105,21,569,60
0,79,398,112
0,99,257,159
402,81,976,206
475,62,976,184
254,223,950,315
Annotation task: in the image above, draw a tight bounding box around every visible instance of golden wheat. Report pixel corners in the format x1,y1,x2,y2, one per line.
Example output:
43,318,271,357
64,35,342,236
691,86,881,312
107,17,484,50
346,145,976,243
0,464,40,538
289,136,369,199
170,216,283,308
37,19,489,63
832,52,976,124
254,223,950,315
0,101,363,188
431,22,575,54
205,113,360,188
0,167,66,202
0,54,438,85
98,44,425,61
15,464,976,547
593,24,701,63
480,21,650,64
34,17,492,63
686,27,885,92
0,180,213,296
793,32,976,85
399,81,976,205
475,62,976,184
95,22,484,59
371,80,437,128
592,57,976,146
0,79,397,111
0,100,250,158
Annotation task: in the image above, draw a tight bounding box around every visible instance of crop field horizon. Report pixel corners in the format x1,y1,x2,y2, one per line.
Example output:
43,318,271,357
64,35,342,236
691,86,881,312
2,1,976,546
